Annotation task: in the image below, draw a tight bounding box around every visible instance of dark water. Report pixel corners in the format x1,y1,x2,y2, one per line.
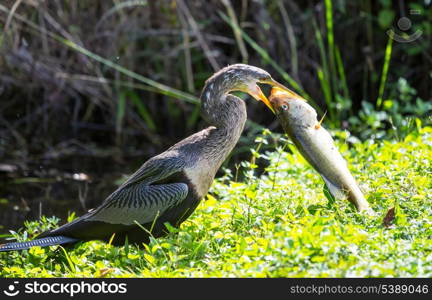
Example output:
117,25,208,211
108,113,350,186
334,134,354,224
0,155,143,241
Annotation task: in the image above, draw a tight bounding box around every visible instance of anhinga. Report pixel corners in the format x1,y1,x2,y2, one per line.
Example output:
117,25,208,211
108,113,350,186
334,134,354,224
0,64,291,252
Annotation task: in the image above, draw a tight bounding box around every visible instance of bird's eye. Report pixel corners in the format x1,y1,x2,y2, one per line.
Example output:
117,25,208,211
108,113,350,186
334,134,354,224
281,104,289,111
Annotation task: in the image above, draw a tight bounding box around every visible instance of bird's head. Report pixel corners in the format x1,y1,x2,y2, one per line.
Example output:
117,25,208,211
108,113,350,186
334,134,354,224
223,64,296,113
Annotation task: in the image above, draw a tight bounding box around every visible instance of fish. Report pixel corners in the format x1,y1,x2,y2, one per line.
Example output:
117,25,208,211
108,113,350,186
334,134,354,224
269,87,373,213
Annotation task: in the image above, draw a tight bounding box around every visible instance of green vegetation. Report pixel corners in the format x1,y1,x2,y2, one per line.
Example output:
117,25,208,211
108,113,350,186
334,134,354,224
0,0,431,278
1,126,431,277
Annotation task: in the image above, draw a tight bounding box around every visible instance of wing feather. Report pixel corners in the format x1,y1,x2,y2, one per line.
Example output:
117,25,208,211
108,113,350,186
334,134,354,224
40,155,189,237
120,154,186,187
88,182,188,225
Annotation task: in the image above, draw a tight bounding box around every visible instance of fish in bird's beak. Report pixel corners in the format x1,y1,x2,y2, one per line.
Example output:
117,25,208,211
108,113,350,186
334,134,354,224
268,87,373,213
255,78,304,114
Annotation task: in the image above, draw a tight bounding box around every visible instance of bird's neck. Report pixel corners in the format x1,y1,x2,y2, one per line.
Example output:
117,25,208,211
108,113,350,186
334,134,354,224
206,94,247,154
182,95,245,198
179,88,247,198
195,72,249,178
200,70,248,127
200,91,247,168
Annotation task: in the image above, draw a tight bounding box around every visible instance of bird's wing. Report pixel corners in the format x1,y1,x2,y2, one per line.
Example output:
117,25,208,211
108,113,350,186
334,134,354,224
43,181,189,239
87,182,189,225
120,153,187,187
40,155,189,237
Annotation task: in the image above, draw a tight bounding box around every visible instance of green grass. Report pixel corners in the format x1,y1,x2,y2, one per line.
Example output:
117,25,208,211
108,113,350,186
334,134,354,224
0,126,431,277
376,32,394,110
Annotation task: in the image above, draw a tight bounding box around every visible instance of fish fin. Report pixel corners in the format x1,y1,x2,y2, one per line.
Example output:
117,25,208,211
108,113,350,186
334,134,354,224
321,175,346,200
314,110,327,129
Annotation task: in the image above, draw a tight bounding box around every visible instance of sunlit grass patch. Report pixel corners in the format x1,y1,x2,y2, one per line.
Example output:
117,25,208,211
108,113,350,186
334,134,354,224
0,127,431,277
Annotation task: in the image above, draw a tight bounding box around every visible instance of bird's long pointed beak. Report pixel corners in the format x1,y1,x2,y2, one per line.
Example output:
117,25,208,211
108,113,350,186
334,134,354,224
262,78,302,99
250,85,275,113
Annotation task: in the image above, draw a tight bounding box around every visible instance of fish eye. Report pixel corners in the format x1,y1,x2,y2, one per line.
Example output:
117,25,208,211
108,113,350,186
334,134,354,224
281,104,289,111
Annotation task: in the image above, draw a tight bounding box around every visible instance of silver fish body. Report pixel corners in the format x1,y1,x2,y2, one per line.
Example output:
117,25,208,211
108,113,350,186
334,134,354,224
270,88,372,212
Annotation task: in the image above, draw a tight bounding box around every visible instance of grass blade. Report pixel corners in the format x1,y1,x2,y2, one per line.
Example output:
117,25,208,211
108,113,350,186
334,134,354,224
335,46,350,101
376,32,394,109
127,90,157,131
116,91,127,135
0,4,199,105
56,73,200,105
221,0,249,63
325,0,337,94
312,18,332,119
219,11,319,109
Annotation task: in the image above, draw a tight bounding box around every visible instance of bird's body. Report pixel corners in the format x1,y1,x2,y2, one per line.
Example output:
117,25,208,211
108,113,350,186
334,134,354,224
0,64,284,252
36,111,246,245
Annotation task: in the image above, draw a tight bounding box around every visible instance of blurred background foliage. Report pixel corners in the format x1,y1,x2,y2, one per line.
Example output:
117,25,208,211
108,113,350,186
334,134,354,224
0,0,431,229
0,0,431,164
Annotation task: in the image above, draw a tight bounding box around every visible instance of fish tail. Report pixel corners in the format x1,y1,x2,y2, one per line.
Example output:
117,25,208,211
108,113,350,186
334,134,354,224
322,174,372,213
0,236,78,252
347,185,373,213
322,175,347,200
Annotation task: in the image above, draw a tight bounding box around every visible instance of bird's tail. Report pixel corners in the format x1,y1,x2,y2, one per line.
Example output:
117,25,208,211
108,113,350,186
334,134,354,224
0,236,78,252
